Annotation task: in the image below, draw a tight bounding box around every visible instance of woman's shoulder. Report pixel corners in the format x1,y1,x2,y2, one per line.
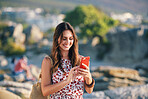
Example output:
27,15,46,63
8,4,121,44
42,55,53,68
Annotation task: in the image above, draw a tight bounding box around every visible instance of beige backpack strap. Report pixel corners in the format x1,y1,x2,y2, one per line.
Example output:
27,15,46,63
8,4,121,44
39,55,53,79
44,55,53,66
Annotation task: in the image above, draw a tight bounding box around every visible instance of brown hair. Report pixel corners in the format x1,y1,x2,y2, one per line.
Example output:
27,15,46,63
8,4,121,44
50,22,79,73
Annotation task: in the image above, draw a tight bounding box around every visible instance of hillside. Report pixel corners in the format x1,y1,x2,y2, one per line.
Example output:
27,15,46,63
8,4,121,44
0,0,148,16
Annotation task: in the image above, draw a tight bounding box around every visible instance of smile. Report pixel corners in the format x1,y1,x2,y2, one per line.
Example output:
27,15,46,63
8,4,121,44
63,44,70,48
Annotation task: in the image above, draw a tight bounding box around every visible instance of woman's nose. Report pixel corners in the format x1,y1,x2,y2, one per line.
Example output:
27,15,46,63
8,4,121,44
66,39,70,44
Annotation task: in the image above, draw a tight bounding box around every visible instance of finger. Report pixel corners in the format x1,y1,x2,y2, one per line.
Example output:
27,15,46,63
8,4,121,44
73,71,77,74
78,72,87,77
78,71,88,75
71,66,79,71
78,71,88,77
78,70,88,74
78,68,89,73
82,63,89,70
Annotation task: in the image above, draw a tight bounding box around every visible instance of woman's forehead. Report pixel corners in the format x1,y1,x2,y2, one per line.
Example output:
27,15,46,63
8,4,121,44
62,30,73,37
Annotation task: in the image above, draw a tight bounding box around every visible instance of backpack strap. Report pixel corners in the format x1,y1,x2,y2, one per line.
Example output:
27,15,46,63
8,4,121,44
39,55,53,79
44,55,53,66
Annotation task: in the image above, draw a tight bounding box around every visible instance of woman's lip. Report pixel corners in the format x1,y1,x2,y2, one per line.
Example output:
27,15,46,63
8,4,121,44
63,45,69,48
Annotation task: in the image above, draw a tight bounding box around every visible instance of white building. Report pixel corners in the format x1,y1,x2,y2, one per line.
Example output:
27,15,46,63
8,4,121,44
1,7,65,32
110,12,143,25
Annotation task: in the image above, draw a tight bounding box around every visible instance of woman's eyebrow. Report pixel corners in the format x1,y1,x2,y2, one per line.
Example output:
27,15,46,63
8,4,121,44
63,36,73,38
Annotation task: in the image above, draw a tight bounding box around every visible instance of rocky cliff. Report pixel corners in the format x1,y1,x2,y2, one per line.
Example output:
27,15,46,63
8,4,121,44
104,26,148,66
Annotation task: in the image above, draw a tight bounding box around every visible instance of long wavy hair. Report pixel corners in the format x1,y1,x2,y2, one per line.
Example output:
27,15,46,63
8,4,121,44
50,22,80,73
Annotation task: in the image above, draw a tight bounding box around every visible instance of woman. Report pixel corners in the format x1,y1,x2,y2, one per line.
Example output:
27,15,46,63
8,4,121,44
41,22,95,99
14,56,34,80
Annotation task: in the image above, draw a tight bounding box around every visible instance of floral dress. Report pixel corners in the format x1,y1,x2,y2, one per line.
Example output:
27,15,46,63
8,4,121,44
50,59,84,99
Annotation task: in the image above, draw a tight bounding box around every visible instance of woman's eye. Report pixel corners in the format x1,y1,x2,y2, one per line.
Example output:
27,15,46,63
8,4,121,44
70,38,73,40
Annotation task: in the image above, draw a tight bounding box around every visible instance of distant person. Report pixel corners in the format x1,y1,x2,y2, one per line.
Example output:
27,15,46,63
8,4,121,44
14,56,35,81
41,22,95,98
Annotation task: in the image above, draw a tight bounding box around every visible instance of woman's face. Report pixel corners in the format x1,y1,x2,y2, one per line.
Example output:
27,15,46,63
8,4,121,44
59,30,74,52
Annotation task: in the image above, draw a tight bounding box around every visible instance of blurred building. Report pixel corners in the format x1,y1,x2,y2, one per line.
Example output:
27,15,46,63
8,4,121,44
110,12,143,25
1,7,64,32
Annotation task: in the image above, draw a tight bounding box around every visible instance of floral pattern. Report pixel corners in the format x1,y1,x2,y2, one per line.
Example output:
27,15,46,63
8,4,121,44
50,59,84,99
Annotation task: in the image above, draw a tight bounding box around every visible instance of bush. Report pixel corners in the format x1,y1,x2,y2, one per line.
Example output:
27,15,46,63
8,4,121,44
64,4,119,44
3,38,26,56
27,39,36,45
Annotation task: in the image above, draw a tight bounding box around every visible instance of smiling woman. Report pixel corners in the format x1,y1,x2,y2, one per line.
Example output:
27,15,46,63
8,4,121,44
41,22,95,99
58,30,74,52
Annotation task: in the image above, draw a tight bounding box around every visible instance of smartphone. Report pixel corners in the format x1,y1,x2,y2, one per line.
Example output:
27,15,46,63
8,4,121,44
80,56,90,69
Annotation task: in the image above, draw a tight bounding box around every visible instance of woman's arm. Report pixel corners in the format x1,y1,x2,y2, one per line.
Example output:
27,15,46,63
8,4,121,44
41,57,78,96
77,63,94,94
84,73,95,94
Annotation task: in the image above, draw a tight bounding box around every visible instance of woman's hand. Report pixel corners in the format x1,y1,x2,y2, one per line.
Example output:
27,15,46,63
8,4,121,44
78,64,92,85
66,66,80,83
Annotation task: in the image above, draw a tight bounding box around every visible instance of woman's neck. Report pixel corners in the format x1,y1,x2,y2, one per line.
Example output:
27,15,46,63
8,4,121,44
61,50,69,59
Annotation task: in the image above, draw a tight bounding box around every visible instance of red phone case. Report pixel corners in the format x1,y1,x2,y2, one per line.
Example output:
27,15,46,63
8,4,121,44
80,56,90,69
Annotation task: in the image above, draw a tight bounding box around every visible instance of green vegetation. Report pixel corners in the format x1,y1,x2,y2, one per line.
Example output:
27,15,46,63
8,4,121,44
142,19,148,25
0,22,8,30
27,39,36,45
119,23,135,28
0,23,26,55
22,23,29,30
0,22,8,35
3,38,26,56
44,28,55,38
0,22,9,45
64,5,119,43
64,5,119,59
0,40,2,49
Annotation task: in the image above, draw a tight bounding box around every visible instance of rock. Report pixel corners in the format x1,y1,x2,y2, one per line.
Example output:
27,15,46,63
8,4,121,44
40,39,50,46
0,73,26,82
0,81,32,89
13,24,23,36
95,66,140,79
83,91,110,99
25,25,43,43
30,25,43,42
83,84,148,99
92,66,148,91
135,65,148,77
14,73,26,82
105,84,148,99
30,65,41,79
0,81,33,99
104,27,148,64
108,77,145,89
0,55,8,67
13,24,26,44
3,74,14,81
91,37,100,47
0,89,22,99
7,87,31,98
91,72,102,78
0,68,11,75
